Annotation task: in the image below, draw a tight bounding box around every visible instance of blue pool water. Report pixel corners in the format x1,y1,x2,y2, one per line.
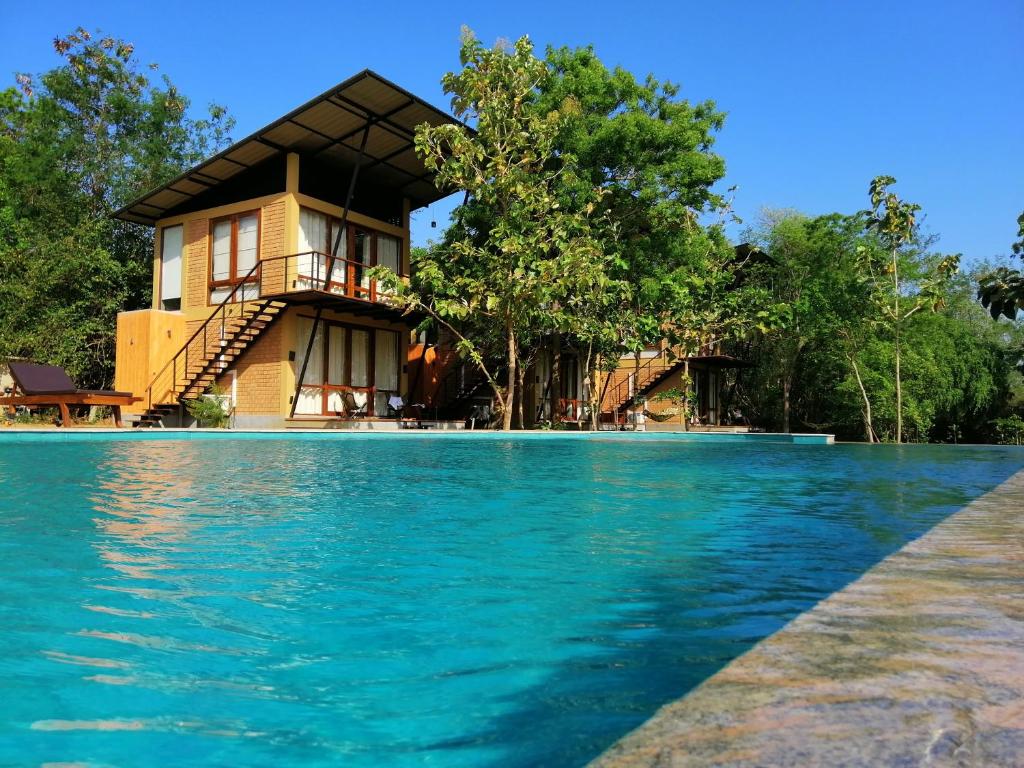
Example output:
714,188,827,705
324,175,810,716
1,436,1021,766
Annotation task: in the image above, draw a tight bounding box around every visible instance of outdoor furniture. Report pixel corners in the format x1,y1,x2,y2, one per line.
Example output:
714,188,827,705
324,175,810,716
0,362,140,427
341,390,368,418
387,394,405,418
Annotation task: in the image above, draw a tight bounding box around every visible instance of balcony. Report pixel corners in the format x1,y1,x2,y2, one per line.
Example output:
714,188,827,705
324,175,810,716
229,252,412,322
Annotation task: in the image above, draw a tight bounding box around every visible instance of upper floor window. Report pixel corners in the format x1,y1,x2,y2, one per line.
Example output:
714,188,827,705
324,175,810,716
209,211,260,303
296,206,403,298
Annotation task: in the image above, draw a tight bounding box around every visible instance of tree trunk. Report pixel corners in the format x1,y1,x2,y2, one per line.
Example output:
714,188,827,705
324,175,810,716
849,354,877,443
502,321,516,431
584,343,599,431
782,373,792,434
894,326,902,444
515,362,526,430
682,359,691,432
892,247,903,444
551,333,562,422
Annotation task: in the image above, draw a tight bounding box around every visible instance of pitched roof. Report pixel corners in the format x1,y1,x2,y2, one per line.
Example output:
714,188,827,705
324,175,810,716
114,69,466,225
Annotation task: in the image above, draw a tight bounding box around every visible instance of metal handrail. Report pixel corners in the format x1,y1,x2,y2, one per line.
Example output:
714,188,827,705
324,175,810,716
606,352,682,417
142,252,408,411
144,257,268,410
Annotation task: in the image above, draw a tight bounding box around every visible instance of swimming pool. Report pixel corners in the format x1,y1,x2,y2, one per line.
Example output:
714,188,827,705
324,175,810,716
1,435,1021,766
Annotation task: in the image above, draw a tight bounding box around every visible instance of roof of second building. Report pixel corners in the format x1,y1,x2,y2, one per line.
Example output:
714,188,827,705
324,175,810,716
114,69,467,225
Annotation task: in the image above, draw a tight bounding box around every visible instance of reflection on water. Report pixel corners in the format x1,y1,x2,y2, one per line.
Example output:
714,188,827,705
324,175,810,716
0,438,1021,767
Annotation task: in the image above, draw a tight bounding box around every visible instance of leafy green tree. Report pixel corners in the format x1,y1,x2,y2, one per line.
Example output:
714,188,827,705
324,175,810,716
978,211,1024,319
736,211,1013,443
858,176,959,442
377,30,610,430
741,211,870,433
538,46,780,421
0,28,232,387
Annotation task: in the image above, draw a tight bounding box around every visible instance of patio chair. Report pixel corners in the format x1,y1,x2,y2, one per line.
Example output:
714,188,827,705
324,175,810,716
341,390,368,418
0,362,140,427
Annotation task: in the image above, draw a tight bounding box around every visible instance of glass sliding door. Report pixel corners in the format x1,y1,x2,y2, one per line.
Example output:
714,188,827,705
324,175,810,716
374,330,400,416
376,234,400,301
294,316,324,415
293,319,402,418
326,325,347,413
352,229,372,296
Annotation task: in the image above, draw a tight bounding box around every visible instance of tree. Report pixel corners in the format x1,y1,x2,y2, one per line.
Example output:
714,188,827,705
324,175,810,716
978,211,1024,319
0,28,232,387
377,30,610,430
858,176,959,443
538,46,768,421
741,211,870,433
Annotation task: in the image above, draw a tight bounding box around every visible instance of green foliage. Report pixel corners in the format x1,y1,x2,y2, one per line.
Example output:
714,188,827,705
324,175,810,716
853,176,960,442
185,384,231,428
0,28,233,388
736,209,1017,442
539,45,785,360
978,212,1024,319
384,37,787,429
378,29,611,429
991,414,1024,445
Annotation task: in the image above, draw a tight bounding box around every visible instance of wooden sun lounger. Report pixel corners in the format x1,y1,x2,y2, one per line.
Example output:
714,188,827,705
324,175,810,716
0,362,140,427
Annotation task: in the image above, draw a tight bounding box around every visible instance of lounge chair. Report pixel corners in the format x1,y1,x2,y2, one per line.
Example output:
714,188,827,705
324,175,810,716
341,390,368,418
0,362,140,427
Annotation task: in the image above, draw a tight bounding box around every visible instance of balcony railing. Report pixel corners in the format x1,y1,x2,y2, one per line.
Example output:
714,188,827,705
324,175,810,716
208,252,404,306
262,251,404,304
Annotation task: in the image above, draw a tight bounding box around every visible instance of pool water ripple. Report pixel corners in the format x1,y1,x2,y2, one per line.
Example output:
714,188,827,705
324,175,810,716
1,438,1022,766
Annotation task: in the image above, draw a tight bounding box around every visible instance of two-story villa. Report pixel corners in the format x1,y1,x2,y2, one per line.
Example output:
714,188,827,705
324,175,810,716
114,71,464,428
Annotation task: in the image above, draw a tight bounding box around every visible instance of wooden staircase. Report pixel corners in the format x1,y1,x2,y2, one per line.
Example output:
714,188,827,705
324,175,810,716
601,353,686,423
133,298,287,427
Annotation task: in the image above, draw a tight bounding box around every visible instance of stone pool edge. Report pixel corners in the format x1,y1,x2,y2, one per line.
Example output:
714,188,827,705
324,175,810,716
590,467,1024,767
0,428,833,444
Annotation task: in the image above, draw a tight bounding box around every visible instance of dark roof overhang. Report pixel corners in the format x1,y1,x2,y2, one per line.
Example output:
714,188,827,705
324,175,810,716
685,354,753,369
114,70,468,226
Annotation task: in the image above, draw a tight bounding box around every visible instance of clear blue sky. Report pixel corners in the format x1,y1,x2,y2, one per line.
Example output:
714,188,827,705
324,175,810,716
2,1,1021,262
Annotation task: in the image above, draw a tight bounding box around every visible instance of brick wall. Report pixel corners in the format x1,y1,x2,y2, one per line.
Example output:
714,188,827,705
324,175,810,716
185,218,209,310
260,200,286,294
218,317,283,415
177,199,288,417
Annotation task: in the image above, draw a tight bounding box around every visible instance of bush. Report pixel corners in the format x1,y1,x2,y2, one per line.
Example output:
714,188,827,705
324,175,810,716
991,414,1024,445
185,385,231,428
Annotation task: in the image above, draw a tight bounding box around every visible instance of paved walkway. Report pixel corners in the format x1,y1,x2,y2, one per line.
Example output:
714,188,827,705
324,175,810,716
592,469,1024,767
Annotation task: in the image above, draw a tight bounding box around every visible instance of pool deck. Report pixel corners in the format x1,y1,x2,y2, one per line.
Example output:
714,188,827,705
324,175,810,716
591,468,1024,767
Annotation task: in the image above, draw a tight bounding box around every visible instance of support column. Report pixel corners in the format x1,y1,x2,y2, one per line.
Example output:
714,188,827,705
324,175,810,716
289,124,372,418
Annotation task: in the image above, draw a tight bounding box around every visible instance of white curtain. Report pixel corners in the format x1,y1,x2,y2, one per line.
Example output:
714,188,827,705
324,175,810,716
211,220,231,282
298,209,328,289
377,235,400,274
236,214,258,277
350,329,370,387
326,325,346,413
375,331,399,391
374,330,399,416
294,317,324,415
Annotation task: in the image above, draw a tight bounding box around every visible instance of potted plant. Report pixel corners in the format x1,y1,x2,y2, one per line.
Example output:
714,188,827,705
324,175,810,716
185,384,232,428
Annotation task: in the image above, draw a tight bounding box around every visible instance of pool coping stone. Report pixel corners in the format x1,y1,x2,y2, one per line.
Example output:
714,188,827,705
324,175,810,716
589,466,1024,767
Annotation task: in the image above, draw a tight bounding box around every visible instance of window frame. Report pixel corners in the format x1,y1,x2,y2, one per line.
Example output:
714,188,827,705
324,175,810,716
208,209,262,295
295,315,402,418
297,204,407,291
